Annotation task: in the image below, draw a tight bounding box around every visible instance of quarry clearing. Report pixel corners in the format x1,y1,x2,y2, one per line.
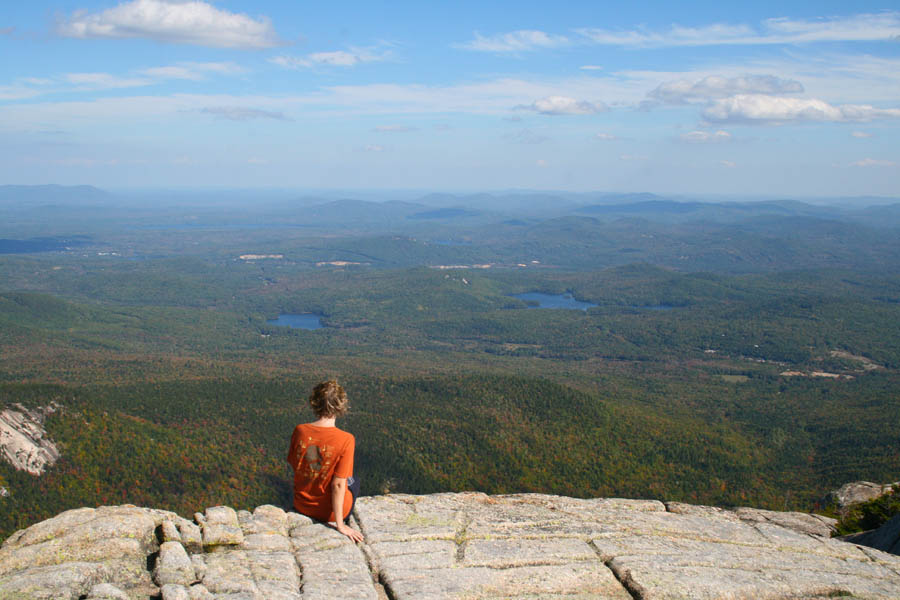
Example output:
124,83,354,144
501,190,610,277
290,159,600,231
830,349,883,370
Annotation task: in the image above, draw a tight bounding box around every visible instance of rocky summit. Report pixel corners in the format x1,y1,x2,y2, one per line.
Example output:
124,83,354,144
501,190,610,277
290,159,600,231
1,492,900,600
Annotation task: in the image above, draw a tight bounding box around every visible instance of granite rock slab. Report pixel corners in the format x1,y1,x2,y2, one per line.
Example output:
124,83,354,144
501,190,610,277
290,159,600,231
2,493,900,599
356,493,900,600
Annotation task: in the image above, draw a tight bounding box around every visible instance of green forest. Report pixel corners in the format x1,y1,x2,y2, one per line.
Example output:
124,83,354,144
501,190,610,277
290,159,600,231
1,192,899,540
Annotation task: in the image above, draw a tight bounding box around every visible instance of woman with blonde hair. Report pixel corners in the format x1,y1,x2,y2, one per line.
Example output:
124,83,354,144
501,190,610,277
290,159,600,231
287,380,363,542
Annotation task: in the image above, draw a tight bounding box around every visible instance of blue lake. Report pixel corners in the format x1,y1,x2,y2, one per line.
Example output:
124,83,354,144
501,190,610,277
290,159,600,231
267,314,324,330
513,292,598,311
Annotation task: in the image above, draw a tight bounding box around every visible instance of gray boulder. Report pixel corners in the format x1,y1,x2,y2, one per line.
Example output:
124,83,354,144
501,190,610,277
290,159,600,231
731,506,838,537
0,505,167,599
85,583,130,599
825,481,898,512
159,583,190,600
199,506,243,548
176,520,202,553
187,583,214,600
153,541,195,586
159,521,181,544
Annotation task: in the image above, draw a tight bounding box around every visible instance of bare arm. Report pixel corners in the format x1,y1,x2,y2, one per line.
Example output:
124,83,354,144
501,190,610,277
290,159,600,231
331,476,364,543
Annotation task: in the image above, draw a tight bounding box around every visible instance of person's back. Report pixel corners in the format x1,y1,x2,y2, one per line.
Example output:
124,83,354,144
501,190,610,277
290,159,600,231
288,423,354,521
287,380,363,542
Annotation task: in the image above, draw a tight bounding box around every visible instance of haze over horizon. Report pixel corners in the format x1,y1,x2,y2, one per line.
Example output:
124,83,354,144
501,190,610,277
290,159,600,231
2,1,899,196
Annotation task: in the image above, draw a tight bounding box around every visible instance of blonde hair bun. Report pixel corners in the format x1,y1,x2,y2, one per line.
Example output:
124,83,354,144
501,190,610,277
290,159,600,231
309,380,349,418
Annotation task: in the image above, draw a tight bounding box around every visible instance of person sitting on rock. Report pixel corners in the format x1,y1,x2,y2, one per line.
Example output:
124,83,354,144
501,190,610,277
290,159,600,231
287,380,364,542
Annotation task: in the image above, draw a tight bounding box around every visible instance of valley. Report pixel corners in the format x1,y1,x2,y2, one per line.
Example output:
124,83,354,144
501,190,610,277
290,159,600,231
1,186,899,540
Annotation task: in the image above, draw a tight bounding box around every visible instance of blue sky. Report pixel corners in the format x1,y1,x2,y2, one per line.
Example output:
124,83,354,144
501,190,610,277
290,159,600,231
1,1,898,196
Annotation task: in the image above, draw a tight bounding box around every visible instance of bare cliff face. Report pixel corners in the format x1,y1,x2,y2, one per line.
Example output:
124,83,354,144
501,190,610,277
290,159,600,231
0,403,60,477
1,492,899,600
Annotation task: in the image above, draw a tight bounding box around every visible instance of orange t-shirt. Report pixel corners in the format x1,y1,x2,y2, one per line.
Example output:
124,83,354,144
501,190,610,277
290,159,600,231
287,424,355,522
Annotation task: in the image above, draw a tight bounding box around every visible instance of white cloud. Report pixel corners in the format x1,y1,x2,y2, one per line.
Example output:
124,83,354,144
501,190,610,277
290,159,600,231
680,130,732,143
519,95,607,115
373,125,417,133
719,160,737,168
0,80,624,134
295,78,629,116
192,62,246,75
703,94,900,123
577,12,900,48
270,47,390,69
578,23,755,48
4,69,890,134
64,72,151,89
781,54,900,104
39,157,122,167
594,133,618,140
647,75,803,105
201,107,289,121
141,66,199,80
503,129,549,144
141,62,244,80
57,0,279,49
580,65,603,71
850,158,896,167
308,51,366,66
762,12,900,43
0,62,243,103
0,95,299,134
364,145,385,152
460,30,569,53
619,53,900,107
0,85,43,100
851,131,874,138
269,56,303,69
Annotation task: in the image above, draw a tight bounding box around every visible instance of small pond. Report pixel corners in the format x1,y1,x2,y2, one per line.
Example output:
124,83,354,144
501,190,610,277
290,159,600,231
512,292,598,311
266,313,324,330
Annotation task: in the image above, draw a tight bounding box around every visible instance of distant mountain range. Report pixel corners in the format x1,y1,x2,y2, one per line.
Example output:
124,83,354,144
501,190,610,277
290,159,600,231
0,185,110,207
0,236,91,254
408,207,481,220
1,185,899,229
